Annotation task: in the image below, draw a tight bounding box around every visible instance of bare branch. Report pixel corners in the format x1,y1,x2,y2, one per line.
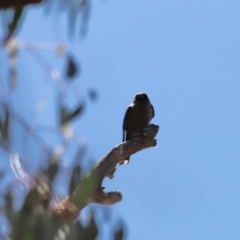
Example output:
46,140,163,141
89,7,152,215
95,123,159,182
53,124,159,220
0,0,41,9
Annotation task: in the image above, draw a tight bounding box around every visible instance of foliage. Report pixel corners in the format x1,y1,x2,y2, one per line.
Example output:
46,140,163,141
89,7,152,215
0,1,126,239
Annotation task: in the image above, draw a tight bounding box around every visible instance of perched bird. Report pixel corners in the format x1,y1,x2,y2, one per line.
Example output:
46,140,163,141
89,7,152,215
121,92,155,164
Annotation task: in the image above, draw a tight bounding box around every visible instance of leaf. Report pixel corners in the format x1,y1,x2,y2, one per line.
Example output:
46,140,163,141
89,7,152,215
32,215,47,240
65,55,79,79
21,189,41,215
60,105,69,125
6,7,23,42
114,227,124,240
65,219,98,240
68,104,84,121
61,103,84,125
71,169,97,207
69,165,81,195
71,213,98,240
12,189,41,240
46,215,65,240
5,191,13,222
9,67,17,90
0,107,9,143
87,88,98,102
46,151,60,182
83,213,99,240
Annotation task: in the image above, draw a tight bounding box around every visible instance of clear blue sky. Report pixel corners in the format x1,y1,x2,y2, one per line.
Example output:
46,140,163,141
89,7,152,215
1,0,240,239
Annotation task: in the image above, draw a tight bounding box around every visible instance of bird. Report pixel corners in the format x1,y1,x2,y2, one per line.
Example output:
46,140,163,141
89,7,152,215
121,92,155,164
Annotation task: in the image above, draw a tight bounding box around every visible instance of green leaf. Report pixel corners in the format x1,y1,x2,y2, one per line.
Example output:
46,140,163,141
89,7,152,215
12,189,41,240
32,214,47,240
6,7,23,41
70,169,97,208
5,191,13,223
69,165,81,195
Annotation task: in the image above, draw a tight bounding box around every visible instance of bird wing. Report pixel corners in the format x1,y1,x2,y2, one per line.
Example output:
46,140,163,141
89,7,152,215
151,104,155,118
122,105,133,142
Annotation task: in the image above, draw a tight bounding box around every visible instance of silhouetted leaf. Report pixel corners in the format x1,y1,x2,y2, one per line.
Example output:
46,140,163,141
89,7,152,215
47,161,59,183
80,213,98,240
32,214,47,240
12,189,41,240
61,103,85,125
79,0,91,37
9,67,17,90
64,219,98,240
21,189,40,215
88,88,98,102
102,206,112,222
5,191,13,222
60,105,68,125
46,152,60,182
65,55,79,79
68,103,84,120
0,107,9,143
114,227,124,240
6,7,23,42
46,215,65,240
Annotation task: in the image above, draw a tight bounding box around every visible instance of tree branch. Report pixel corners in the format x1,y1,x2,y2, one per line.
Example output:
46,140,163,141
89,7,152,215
0,0,41,9
53,124,159,220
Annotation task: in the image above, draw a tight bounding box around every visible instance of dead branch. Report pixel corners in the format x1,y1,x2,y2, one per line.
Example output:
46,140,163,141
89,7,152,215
54,124,159,220
0,0,41,9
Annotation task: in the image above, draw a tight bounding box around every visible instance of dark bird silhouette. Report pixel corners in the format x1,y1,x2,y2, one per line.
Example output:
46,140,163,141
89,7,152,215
121,92,154,164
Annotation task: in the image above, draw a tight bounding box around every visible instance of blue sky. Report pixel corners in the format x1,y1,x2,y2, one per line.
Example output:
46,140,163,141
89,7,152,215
1,0,240,239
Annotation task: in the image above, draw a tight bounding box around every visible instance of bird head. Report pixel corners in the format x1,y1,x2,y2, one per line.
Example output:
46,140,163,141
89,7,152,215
134,92,150,103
